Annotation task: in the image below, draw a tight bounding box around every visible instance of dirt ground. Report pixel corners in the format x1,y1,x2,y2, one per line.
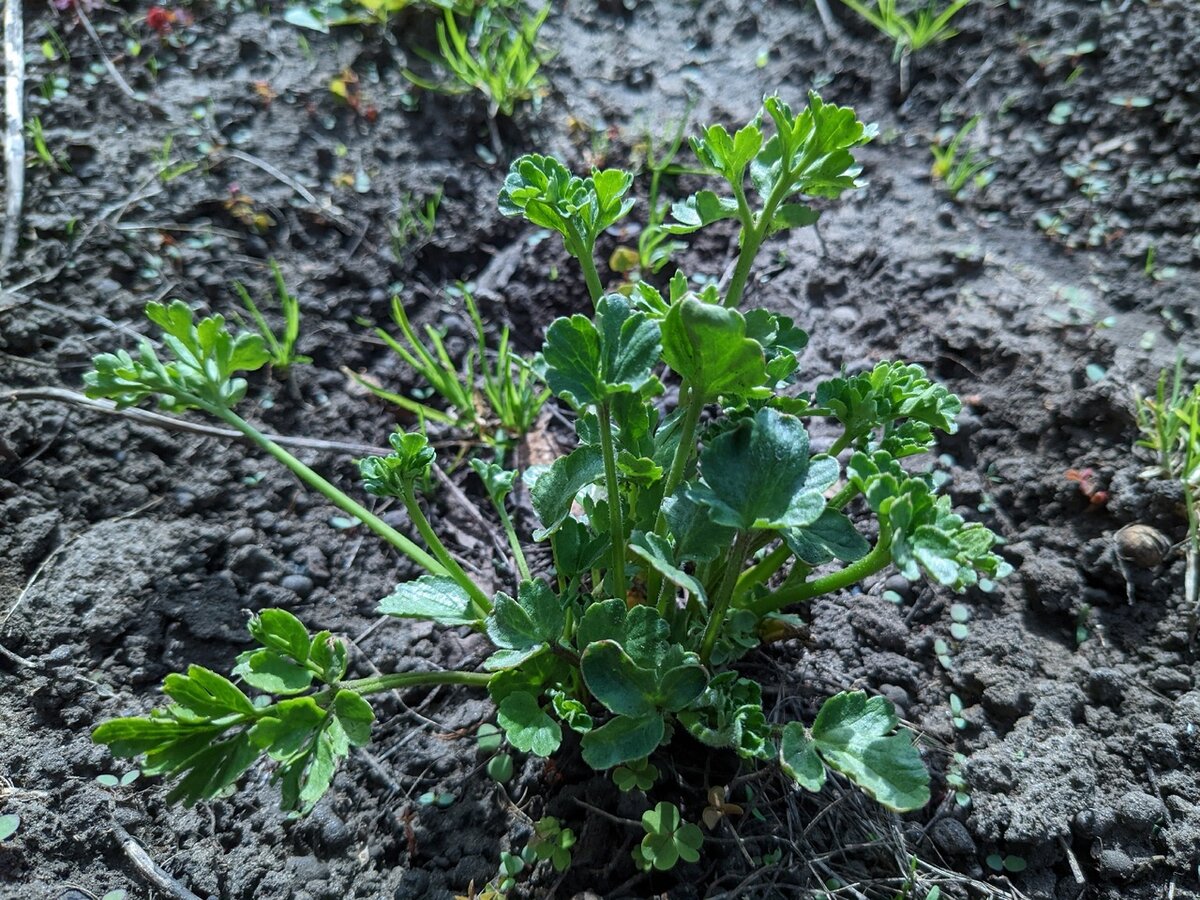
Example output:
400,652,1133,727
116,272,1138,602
2,1,1200,898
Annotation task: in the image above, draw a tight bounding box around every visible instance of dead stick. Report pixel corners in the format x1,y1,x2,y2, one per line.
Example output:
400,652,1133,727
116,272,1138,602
1,0,24,272
73,2,140,103
111,823,203,900
3,387,390,456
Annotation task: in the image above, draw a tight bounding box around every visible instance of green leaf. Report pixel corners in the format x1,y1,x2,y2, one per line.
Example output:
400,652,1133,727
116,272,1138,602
469,459,517,504
378,575,481,626
359,430,436,497
163,666,257,719
0,815,19,842
332,690,374,747
580,641,658,718
629,532,707,604
661,296,767,401
580,714,665,770
529,446,604,538
666,190,741,234
809,691,929,812
487,579,564,650
308,631,348,684
686,408,818,530
540,294,661,408
782,508,870,565
664,492,737,562
499,154,634,259
496,691,562,757
639,801,704,870
779,722,826,791
768,203,820,234
233,650,314,695
248,609,312,663
164,732,259,806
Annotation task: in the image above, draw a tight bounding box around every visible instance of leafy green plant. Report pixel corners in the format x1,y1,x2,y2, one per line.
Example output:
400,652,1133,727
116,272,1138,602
404,2,550,148
930,116,993,197
86,93,1010,880
526,816,575,872
838,0,973,93
390,188,442,258
352,287,549,451
1134,362,1198,633
25,116,68,171
232,260,312,377
632,801,703,871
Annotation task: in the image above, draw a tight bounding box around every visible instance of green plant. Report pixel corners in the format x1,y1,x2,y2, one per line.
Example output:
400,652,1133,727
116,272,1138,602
612,756,658,792
390,188,441,257
1134,362,1198,633
838,0,973,93
930,116,993,197
154,134,200,183
0,814,18,842
352,287,548,451
632,801,704,871
404,2,550,148
232,260,312,377
25,116,68,171
526,816,575,871
86,93,1010,879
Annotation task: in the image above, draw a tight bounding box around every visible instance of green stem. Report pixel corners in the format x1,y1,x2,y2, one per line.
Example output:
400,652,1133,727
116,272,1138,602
652,388,704,616
597,402,626,597
401,483,492,616
338,670,493,697
699,532,751,665
497,504,532,583
208,405,448,578
735,542,791,596
577,243,604,304
826,479,861,513
827,430,858,458
722,173,790,309
749,521,893,616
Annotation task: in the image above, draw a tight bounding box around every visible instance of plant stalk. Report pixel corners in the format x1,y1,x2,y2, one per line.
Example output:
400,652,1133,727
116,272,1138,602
597,401,626,597
401,483,492,616
749,521,893,616
699,532,751,665
339,670,493,697
208,405,449,578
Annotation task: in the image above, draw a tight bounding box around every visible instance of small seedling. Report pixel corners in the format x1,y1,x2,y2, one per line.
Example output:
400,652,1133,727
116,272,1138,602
1134,363,1200,636
486,753,514,783
986,853,1027,873
612,757,659,792
701,785,744,829
930,116,993,197
838,0,973,93
390,188,441,257
96,771,140,788
526,816,575,872
633,802,704,871
405,3,550,150
25,117,68,171
0,814,18,841
232,260,312,377
418,790,457,808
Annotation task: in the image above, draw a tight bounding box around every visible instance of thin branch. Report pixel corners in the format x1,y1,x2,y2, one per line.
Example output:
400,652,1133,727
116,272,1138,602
1,0,24,272
2,387,391,456
110,822,203,900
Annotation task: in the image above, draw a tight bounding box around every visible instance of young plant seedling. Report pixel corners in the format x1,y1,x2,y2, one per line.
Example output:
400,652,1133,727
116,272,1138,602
930,116,993,197
232,260,312,378
88,93,1010,881
1134,362,1199,636
404,3,550,153
838,0,973,94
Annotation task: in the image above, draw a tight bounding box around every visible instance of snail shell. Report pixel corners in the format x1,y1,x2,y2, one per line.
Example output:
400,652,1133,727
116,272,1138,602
1114,524,1171,568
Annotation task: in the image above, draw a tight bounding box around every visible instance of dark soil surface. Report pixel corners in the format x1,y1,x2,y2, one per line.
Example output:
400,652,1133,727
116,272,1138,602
2,1,1200,898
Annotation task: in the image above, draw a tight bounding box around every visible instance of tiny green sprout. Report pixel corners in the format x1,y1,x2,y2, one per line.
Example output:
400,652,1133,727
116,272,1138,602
527,816,575,872
486,753,514,784
949,693,967,730
930,116,993,198
232,260,311,377
476,722,504,755
986,853,1027,873
612,757,659,792
101,891,128,900
418,791,456,808
95,771,139,788
0,814,19,842
635,802,704,871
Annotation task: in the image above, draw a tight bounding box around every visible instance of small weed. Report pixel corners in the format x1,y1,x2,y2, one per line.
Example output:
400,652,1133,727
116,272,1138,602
0,814,18,842
232,260,312,377
838,0,973,92
930,116,993,197
25,117,69,172
390,189,442,257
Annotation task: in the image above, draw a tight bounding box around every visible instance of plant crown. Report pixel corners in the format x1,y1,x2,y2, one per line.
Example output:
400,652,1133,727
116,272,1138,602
87,92,1010,877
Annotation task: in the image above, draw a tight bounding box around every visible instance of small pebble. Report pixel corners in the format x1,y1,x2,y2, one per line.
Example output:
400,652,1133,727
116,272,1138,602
227,526,256,547
281,574,315,599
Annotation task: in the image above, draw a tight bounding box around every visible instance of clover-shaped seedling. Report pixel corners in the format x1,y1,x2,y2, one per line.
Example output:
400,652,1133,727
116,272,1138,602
612,757,659,792
701,785,744,830
635,801,703,871
527,816,575,872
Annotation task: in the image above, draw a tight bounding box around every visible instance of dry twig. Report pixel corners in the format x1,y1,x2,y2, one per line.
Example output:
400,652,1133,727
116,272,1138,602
1,0,24,272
